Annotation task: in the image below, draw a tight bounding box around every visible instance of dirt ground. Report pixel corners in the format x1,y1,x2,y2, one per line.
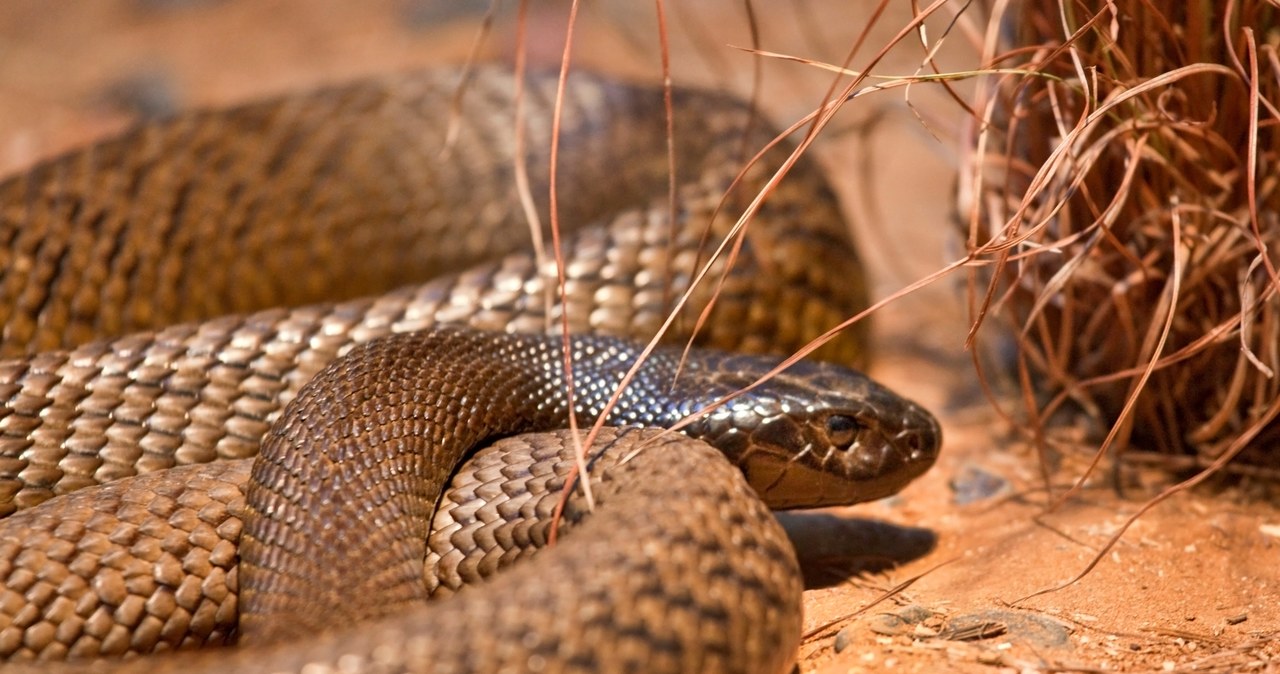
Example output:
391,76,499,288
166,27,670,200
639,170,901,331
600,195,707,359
0,2,1275,672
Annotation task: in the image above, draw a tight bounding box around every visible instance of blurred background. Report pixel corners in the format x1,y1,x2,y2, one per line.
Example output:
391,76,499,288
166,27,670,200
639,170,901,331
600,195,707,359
3,3,1273,672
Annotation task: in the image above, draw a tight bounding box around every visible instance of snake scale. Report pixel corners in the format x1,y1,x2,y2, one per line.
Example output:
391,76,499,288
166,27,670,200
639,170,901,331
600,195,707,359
0,67,941,673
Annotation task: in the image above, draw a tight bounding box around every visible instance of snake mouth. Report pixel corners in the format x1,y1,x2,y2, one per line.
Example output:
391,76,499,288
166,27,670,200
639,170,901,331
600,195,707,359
743,435,937,510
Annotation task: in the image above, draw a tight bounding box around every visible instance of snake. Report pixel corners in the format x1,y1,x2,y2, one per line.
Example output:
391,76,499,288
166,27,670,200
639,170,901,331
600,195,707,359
0,67,941,672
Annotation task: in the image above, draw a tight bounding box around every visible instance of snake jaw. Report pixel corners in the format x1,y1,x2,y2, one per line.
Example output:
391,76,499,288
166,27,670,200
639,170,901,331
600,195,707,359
733,411,940,510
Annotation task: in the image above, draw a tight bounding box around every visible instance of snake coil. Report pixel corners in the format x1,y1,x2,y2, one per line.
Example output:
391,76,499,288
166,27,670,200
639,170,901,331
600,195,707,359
0,69,940,673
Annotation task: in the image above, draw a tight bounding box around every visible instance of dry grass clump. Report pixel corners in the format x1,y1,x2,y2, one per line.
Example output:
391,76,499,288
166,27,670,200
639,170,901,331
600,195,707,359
961,1,1280,475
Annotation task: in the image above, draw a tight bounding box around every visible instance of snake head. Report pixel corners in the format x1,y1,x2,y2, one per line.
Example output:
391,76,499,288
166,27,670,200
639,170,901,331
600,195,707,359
675,355,942,510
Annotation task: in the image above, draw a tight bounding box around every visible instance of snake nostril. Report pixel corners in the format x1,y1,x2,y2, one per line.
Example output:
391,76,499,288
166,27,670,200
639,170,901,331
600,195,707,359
901,425,939,460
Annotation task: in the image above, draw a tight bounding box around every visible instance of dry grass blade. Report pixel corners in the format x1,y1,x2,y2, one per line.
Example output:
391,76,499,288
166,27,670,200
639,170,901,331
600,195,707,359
544,0,596,519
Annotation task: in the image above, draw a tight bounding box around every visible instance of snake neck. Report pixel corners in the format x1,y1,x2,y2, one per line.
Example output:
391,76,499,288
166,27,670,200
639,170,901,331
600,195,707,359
236,329,699,642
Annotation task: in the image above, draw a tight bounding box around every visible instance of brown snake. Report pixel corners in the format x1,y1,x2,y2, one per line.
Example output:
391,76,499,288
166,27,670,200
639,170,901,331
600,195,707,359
0,68,941,672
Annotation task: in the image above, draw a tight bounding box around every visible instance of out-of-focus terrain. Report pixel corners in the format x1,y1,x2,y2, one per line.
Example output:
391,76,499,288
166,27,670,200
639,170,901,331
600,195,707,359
0,2,1274,671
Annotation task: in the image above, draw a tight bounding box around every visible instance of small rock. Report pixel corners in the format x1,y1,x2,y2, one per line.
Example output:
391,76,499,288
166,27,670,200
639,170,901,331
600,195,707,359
938,609,1071,648
949,464,1009,504
833,626,855,653
102,70,182,121
865,604,934,636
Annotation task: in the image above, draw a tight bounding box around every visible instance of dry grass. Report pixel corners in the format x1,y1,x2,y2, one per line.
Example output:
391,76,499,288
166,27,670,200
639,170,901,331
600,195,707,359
961,1,1280,480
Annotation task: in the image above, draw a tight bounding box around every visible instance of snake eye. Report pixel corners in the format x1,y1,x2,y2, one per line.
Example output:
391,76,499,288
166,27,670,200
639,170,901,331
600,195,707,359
825,414,860,449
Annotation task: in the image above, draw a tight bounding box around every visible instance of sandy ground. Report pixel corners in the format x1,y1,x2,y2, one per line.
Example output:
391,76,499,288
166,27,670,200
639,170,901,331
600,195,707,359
0,1,1275,672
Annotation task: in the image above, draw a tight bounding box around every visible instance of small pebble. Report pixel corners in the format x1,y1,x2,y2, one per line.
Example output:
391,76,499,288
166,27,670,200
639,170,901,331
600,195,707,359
939,610,1071,648
102,70,181,121
833,627,854,653
948,464,1009,504
868,604,933,636
836,604,934,651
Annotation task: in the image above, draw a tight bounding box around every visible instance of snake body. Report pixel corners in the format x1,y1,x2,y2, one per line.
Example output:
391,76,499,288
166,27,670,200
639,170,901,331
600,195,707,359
0,68,867,514
0,329,939,672
0,68,941,672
